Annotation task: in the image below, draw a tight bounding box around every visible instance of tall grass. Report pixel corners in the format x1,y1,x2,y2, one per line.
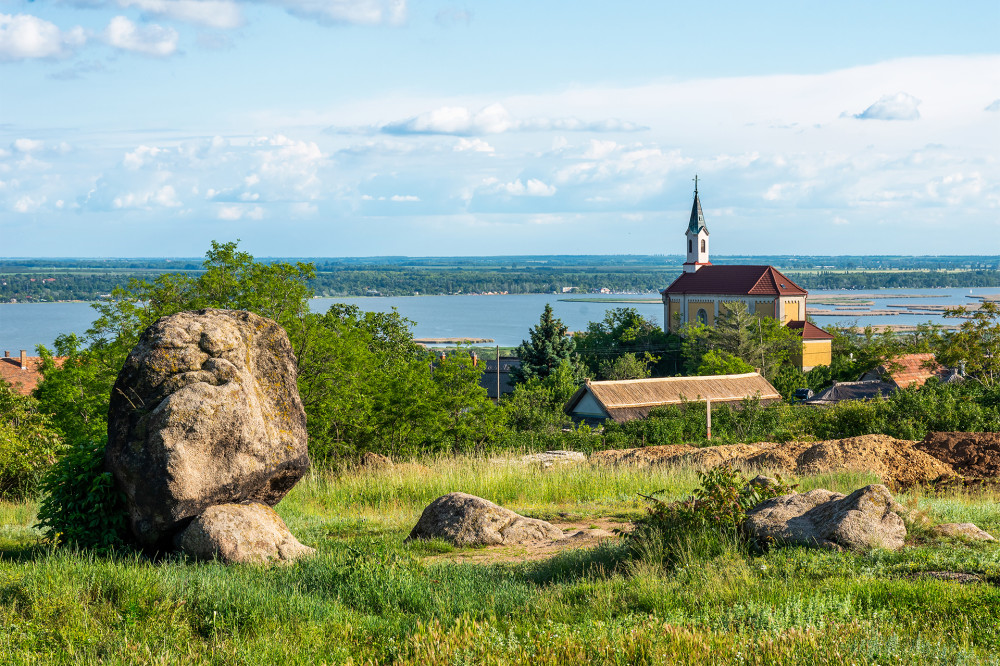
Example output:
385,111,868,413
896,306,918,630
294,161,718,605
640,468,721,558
1,456,998,664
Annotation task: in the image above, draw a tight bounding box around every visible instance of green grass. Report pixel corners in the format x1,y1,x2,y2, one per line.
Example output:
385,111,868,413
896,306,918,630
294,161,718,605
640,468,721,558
2,457,999,664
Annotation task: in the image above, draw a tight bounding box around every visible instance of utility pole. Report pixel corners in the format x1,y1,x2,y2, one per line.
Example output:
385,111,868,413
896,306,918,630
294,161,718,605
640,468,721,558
706,398,712,441
496,344,501,402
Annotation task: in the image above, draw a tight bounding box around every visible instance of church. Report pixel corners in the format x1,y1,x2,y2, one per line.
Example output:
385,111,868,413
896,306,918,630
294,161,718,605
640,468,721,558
660,181,833,371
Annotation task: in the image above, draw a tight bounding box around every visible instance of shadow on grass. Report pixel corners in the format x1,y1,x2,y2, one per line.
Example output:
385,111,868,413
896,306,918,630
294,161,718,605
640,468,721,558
523,540,632,585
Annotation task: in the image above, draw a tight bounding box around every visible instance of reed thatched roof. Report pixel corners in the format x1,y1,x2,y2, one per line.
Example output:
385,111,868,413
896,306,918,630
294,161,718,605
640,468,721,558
565,372,782,423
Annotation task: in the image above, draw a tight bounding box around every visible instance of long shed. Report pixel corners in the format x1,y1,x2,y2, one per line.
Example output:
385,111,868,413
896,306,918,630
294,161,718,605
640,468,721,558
564,372,782,424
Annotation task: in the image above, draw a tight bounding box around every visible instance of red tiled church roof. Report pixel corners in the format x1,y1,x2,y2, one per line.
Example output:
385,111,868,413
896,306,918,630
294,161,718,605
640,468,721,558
663,265,807,297
786,320,834,340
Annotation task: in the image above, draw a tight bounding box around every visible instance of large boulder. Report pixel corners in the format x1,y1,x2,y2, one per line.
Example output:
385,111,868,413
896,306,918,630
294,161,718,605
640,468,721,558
175,503,315,564
105,309,310,548
407,492,564,547
743,484,906,551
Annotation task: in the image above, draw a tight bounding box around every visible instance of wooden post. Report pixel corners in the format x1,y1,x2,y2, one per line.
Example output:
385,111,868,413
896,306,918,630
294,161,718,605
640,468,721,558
706,398,712,441
496,345,501,402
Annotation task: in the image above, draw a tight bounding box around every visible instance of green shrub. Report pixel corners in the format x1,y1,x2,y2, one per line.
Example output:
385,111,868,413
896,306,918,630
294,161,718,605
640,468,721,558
35,438,129,551
630,466,796,565
0,380,64,499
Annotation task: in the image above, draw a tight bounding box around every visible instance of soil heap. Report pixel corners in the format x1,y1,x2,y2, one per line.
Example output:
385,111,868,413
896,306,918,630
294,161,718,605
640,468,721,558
916,432,1000,479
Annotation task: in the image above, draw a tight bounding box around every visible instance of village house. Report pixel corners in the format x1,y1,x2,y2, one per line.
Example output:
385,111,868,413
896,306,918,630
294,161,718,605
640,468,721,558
660,180,833,371
0,350,48,396
564,372,781,424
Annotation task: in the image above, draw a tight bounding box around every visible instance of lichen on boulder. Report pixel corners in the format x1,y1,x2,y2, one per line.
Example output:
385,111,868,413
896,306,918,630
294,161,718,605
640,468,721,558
175,503,315,564
105,308,310,549
407,492,564,547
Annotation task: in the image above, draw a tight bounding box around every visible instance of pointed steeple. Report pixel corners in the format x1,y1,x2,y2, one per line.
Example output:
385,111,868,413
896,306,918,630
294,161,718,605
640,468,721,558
688,176,708,235
683,175,710,273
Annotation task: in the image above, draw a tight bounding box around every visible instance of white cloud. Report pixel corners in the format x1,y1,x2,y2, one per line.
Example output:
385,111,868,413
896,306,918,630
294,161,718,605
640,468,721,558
104,16,178,56
118,0,244,29
389,194,420,201
12,138,44,153
13,194,46,213
123,145,163,169
113,184,181,208
382,103,646,136
216,204,263,219
986,99,1000,112
262,0,406,26
854,92,921,120
454,138,494,153
482,177,556,197
0,14,86,61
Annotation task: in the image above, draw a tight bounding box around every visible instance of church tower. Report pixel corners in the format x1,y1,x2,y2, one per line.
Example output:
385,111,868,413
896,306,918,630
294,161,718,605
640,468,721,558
683,176,710,273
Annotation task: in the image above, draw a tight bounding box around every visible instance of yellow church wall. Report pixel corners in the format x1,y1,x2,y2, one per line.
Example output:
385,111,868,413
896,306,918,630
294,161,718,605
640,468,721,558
782,298,803,323
794,340,832,371
668,301,681,332
687,301,715,327
754,300,775,318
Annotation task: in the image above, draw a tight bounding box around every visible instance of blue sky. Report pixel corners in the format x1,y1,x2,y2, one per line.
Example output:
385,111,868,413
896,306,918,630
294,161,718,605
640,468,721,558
1,1,998,257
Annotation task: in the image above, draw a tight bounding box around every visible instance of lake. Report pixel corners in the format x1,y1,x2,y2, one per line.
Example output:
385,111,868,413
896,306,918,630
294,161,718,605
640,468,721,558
2,287,995,353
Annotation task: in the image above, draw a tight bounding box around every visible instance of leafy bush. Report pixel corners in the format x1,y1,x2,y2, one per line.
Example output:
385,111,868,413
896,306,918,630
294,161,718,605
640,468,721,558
35,438,129,551
0,380,64,499
630,467,796,566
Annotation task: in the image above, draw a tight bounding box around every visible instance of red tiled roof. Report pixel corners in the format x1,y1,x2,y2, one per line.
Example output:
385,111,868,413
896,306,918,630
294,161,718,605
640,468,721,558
663,265,807,296
883,353,944,388
0,356,46,396
786,320,834,340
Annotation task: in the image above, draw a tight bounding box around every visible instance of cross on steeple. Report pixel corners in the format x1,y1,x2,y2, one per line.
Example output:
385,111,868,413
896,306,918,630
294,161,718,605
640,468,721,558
693,174,699,195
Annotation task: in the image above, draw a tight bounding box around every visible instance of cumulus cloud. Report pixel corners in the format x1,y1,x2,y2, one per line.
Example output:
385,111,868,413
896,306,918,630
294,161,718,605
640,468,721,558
113,184,181,208
104,16,179,56
481,177,556,197
454,138,494,153
854,92,921,120
0,13,86,61
217,204,264,220
382,103,646,136
119,0,244,29
262,0,406,26
389,194,420,201
986,99,1000,112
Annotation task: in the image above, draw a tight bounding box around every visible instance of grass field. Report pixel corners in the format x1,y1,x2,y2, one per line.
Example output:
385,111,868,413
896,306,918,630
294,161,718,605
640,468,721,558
2,456,999,665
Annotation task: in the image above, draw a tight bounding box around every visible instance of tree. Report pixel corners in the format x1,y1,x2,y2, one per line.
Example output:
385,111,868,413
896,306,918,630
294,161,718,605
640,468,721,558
501,361,579,432
35,241,316,444
510,304,582,384
680,302,799,379
0,380,63,498
575,307,679,377
939,301,1000,386
695,350,755,376
598,353,653,380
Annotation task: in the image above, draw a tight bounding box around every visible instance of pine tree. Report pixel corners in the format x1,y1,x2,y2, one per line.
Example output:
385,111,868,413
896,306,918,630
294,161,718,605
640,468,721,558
510,304,580,384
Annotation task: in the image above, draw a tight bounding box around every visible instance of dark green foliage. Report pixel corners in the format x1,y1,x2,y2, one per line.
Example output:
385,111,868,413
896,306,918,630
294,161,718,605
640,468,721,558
630,467,796,564
939,301,1000,385
695,349,755,377
35,438,128,551
510,304,582,384
500,362,579,432
574,307,680,377
0,381,64,499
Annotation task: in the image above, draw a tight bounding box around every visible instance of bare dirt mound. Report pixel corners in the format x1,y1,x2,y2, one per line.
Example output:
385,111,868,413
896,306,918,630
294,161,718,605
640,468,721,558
589,444,695,466
590,435,954,487
916,432,1000,479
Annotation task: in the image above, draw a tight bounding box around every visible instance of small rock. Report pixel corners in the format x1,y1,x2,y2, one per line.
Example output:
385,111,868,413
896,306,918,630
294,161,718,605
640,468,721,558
934,523,996,541
746,475,780,490
358,452,393,469
519,450,587,465
406,492,564,547
743,484,906,551
175,503,315,564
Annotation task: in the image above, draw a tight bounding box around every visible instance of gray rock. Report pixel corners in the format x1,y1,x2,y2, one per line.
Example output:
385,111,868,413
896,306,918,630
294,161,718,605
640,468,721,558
934,523,996,541
406,492,564,547
520,450,587,466
743,484,906,551
175,503,315,564
105,309,310,548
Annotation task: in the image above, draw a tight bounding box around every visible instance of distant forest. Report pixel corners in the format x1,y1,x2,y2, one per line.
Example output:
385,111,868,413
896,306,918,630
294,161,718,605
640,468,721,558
2,255,998,302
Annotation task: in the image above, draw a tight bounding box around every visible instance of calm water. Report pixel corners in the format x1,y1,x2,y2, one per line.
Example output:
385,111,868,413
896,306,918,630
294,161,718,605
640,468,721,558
2,287,996,353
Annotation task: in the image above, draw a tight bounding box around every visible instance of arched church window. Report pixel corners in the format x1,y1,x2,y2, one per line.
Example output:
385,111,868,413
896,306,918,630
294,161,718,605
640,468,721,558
700,239,706,253
696,308,708,325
